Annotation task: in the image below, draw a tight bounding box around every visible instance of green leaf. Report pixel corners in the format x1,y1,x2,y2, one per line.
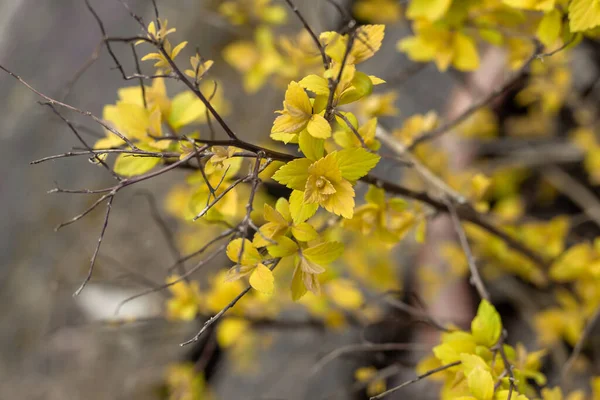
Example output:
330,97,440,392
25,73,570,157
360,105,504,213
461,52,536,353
339,71,374,105
471,300,502,347
113,153,161,177
168,91,204,130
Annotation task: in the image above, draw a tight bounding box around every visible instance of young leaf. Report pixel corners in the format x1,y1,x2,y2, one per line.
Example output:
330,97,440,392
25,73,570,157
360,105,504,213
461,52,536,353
471,300,502,347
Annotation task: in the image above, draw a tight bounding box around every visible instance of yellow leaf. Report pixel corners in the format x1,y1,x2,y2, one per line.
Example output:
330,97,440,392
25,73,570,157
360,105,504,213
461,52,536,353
216,317,249,348
264,203,288,226
467,366,494,400
267,235,298,257
307,114,332,139
289,189,319,224
291,264,308,301
335,147,381,181
339,71,374,105
291,222,319,241
537,9,563,46
460,353,490,376
453,32,480,71
407,0,452,21
569,0,600,32
226,238,262,266
272,82,312,133
299,130,325,161
495,390,529,400
249,263,275,295
303,241,344,264
272,158,313,190
434,332,477,365
471,300,502,347
327,279,364,310
471,173,492,201
299,74,330,95
113,154,160,177
352,25,386,63
168,91,204,130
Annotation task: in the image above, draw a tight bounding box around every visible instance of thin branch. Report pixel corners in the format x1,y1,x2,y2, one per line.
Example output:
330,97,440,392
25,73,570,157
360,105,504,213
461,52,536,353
31,149,181,164
560,305,600,380
445,197,490,302
136,190,185,276
167,228,235,272
74,194,115,296
180,259,282,346
283,0,329,70
361,174,549,269
0,64,137,149
114,243,227,315
408,41,544,149
131,43,147,108
369,361,461,400
309,342,431,378
42,102,122,181
55,193,113,231
542,166,600,229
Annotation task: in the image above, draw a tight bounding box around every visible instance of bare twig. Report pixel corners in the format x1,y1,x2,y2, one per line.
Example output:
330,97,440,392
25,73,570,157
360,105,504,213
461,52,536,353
445,197,490,301
180,259,281,346
283,0,329,70
74,194,115,296
0,64,137,148
408,41,544,149
561,305,600,380
309,342,431,378
369,361,461,399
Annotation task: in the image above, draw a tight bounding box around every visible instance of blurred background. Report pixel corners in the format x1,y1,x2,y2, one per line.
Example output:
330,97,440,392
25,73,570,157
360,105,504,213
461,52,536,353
0,0,562,399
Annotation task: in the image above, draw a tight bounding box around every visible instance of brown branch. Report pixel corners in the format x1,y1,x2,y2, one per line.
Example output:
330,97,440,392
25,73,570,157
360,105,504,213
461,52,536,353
180,258,282,346
560,305,600,380
369,361,461,399
43,102,122,181
309,342,431,378
74,194,115,296
114,243,228,315
408,41,544,149
0,64,138,149
445,197,490,301
136,190,185,277
283,0,329,70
